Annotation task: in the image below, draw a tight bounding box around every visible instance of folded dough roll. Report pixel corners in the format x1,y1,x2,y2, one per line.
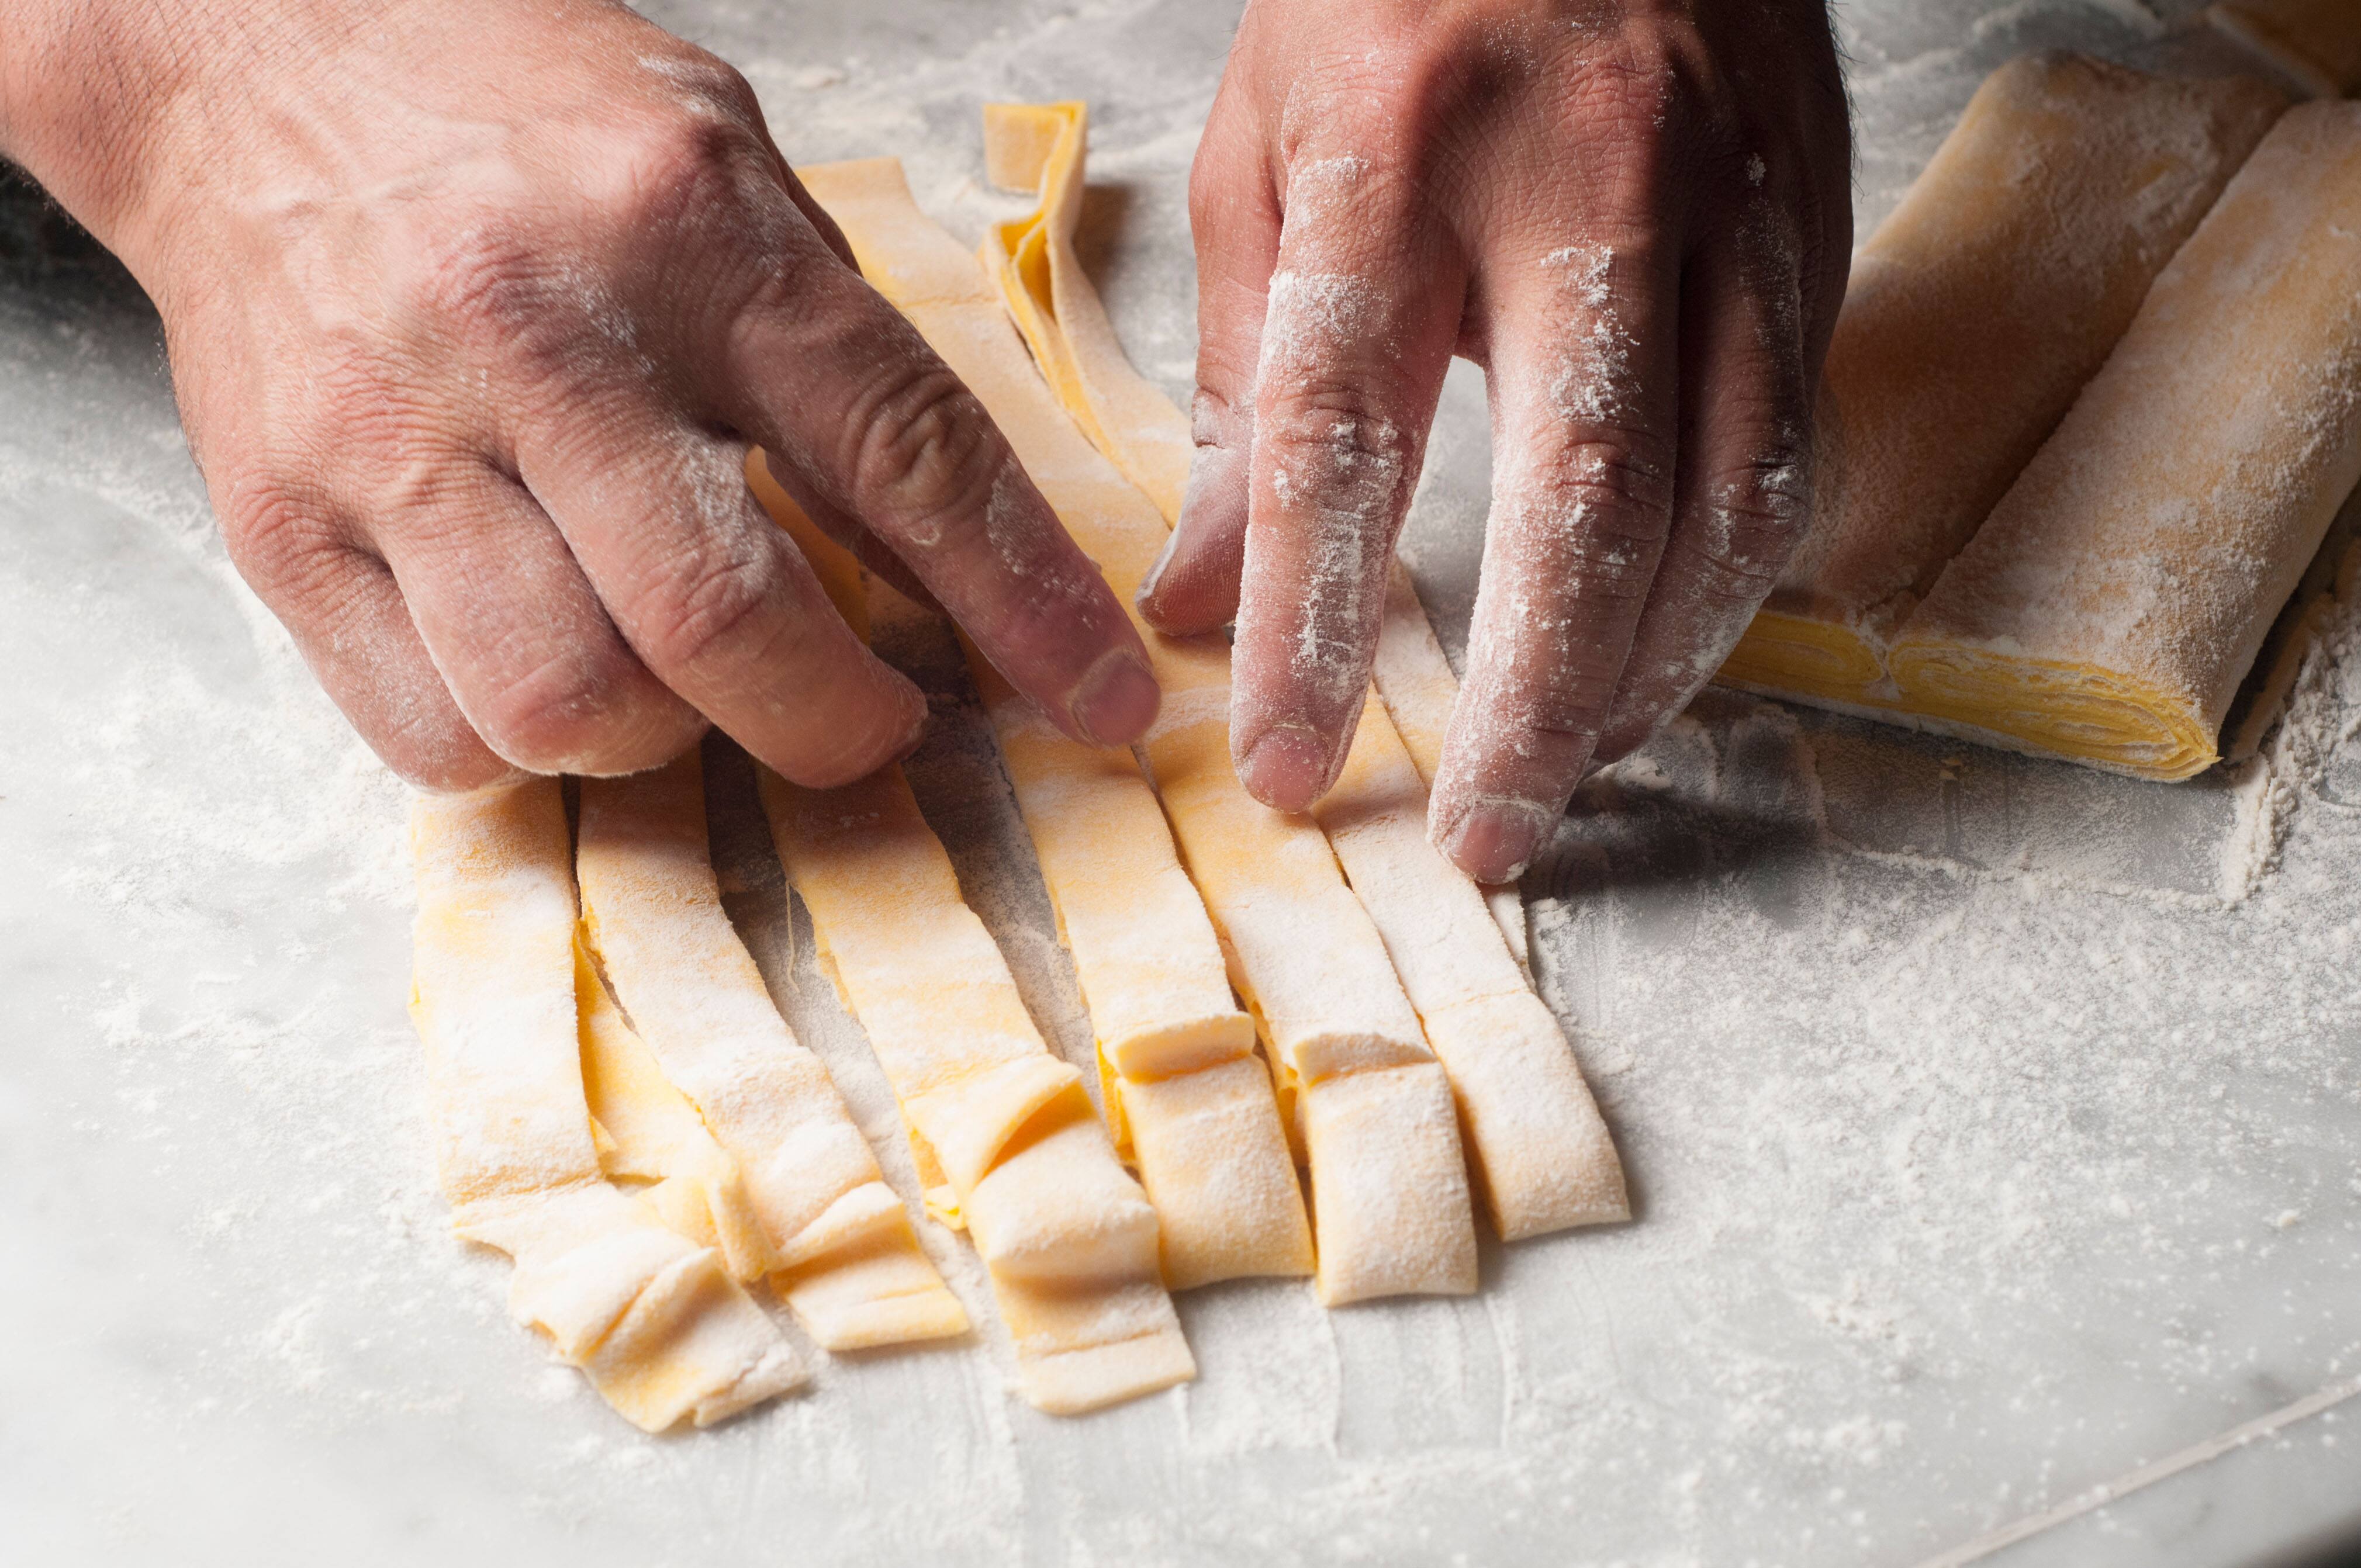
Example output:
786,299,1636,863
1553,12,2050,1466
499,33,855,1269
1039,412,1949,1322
1888,102,2361,778
1720,53,2286,708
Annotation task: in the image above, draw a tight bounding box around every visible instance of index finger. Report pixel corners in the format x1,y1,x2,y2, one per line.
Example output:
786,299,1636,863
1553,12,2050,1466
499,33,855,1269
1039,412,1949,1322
717,185,1160,750
1229,151,1464,810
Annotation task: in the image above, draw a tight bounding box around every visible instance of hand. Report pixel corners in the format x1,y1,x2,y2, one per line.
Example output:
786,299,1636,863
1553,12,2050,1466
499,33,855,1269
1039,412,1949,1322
0,0,1160,790
1150,0,1850,880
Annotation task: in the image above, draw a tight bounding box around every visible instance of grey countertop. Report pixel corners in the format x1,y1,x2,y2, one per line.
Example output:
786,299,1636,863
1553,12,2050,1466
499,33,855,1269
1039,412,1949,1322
7,2,2361,1564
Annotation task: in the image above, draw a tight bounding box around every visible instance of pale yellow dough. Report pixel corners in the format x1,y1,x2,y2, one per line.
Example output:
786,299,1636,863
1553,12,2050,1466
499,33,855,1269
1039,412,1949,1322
759,748,1196,1413
575,939,775,1283
1717,53,2286,768
800,153,1481,1303
746,455,1312,1292
976,103,1627,1241
1889,102,2361,776
408,780,804,1430
574,756,968,1353
979,101,1530,968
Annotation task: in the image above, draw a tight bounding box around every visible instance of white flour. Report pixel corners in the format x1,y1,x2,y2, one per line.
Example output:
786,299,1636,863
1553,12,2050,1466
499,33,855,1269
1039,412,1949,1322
11,2,2361,1564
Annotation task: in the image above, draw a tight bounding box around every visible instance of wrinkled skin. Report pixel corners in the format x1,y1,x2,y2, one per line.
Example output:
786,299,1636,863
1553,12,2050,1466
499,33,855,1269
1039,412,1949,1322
2,0,1847,879
0,0,1160,791
1147,0,1852,879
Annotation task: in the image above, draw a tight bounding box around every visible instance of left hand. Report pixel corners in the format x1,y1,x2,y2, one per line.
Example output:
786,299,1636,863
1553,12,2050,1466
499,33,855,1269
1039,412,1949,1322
1143,0,1851,880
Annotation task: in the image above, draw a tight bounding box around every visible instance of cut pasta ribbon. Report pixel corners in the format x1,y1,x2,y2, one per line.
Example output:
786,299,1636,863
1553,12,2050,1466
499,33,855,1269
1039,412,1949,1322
974,103,1627,1241
575,755,969,1354
750,499,1194,1413
746,455,1312,1293
408,780,804,1431
800,152,1482,1303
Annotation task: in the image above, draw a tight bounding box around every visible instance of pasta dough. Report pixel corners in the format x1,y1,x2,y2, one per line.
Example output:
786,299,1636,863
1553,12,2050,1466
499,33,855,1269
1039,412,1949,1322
576,939,775,1283
745,454,1312,1292
978,101,1531,970
760,749,1197,1413
1718,54,2286,716
575,756,969,1352
801,153,1479,1303
408,780,804,1430
1887,102,2361,777
974,103,1624,1241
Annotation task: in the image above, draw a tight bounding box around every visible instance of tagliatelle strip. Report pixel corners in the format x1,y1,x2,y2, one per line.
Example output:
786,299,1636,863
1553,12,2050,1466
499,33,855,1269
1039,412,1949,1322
800,151,1479,1302
973,104,1626,1241
575,937,775,1283
743,455,1312,1294
575,755,969,1353
408,779,805,1430
758,742,1197,1413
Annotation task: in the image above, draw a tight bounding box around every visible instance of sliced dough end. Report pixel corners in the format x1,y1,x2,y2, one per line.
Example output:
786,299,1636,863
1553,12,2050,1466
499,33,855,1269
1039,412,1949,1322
1118,1056,1316,1289
1302,1063,1479,1306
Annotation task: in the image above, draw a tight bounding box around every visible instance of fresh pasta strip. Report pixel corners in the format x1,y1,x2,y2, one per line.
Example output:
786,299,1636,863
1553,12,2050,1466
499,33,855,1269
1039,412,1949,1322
575,756,968,1352
745,456,1312,1293
575,938,775,1283
2208,0,2361,98
980,99,1192,522
735,501,1190,1406
979,99,1531,970
973,105,1625,1240
758,745,1197,1413
801,152,1480,1303
1888,102,2361,778
1313,707,1631,1237
408,779,804,1429
1719,54,2286,718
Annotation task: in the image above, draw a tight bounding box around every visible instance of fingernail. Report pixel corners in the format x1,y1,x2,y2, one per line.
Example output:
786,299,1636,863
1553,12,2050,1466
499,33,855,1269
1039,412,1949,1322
1070,649,1161,747
1237,721,1333,812
1433,797,1557,882
1135,528,1183,617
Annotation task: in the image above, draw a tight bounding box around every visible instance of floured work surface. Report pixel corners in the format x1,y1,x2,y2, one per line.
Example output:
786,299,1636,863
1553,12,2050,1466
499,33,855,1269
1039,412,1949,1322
11,1,2361,1566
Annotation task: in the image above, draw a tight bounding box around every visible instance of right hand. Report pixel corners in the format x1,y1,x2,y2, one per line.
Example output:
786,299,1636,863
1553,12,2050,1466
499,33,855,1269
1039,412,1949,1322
0,0,1160,790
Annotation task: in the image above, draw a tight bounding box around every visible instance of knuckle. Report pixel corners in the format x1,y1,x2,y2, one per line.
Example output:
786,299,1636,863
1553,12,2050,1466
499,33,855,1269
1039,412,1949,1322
1543,432,1681,524
842,362,999,548
604,108,767,227
472,648,662,771
1691,449,1812,587
1257,379,1415,517
639,46,765,128
639,540,782,677
216,466,341,591
1190,383,1252,449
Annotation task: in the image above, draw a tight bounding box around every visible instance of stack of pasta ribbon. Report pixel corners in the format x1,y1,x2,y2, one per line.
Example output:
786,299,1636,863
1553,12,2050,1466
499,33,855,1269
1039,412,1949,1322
1719,21,2361,781
407,101,1631,1428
